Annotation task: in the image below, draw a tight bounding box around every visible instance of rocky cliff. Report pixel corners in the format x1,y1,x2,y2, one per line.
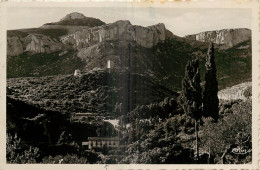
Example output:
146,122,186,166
185,28,251,48
61,20,168,49
8,14,169,56
7,34,63,56
218,82,251,101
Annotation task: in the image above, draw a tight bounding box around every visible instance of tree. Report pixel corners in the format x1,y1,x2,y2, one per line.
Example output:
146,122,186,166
201,100,251,163
180,59,202,160
6,133,40,163
122,116,194,164
203,43,219,121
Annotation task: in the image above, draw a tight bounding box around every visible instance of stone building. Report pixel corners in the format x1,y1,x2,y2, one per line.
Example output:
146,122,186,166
82,137,120,150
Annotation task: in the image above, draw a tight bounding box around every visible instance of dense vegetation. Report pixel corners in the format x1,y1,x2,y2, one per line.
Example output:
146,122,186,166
7,51,86,78
150,39,251,91
6,96,117,163
118,98,251,164
7,70,177,116
7,76,252,164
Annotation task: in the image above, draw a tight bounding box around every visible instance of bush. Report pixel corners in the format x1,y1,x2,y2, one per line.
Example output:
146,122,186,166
6,133,40,164
121,116,194,164
201,100,251,163
42,154,88,164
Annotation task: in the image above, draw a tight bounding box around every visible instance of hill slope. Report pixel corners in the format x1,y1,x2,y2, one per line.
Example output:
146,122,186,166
7,69,177,116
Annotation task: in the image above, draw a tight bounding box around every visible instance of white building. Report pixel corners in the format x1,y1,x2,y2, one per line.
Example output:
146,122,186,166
74,69,81,76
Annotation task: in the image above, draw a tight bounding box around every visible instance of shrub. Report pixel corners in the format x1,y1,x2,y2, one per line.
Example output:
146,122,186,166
42,154,88,164
6,133,40,164
201,100,251,163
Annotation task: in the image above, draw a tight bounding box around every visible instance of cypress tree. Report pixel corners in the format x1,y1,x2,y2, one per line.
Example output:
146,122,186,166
180,58,202,160
203,43,219,121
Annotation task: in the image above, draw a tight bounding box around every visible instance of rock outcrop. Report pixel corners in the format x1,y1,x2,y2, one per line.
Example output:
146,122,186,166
185,28,251,48
218,82,251,101
61,20,167,49
7,36,24,56
7,34,63,56
8,15,170,56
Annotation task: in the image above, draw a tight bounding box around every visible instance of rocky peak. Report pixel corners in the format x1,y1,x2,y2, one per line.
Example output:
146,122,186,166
43,12,105,27
148,23,165,29
113,20,132,26
61,12,86,21
61,21,167,49
185,28,251,48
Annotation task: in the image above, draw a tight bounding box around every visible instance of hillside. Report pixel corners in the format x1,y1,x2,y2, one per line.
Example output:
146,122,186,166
7,96,66,139
7,69,177,116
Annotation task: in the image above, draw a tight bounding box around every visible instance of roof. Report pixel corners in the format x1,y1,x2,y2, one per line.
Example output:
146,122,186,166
75,112,97,115
88,137,120,141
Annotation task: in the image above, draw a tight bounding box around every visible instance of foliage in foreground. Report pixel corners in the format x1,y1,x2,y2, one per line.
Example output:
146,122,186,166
121,97,251,164
121,116,194,164
201,100,252,164
42,154,88,164
6,134,40,164
6,98,251,164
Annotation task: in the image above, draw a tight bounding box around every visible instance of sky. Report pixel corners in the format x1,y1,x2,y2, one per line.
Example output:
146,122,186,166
7,7,251,37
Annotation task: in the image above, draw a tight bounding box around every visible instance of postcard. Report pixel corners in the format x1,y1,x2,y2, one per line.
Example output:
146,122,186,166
0,0,259,169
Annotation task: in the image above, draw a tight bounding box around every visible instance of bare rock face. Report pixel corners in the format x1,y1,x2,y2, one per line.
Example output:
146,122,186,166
61,20,167,49
7,17,167,57
218,82,251,101
7,34,63,56
185,28,251,48
7,36,24,56
25,34,63,53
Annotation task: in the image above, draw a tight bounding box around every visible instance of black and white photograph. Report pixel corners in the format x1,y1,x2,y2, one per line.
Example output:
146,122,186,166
2,1,258,167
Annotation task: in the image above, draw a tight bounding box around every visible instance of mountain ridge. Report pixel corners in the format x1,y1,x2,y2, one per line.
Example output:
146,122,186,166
61,12,87,21
7,17,174,56
44,12,105,27
185,28,251,49
7,12,252,92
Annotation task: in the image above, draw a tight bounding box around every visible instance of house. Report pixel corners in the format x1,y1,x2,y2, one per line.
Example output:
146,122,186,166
74,69,81,76
82,137,120,150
